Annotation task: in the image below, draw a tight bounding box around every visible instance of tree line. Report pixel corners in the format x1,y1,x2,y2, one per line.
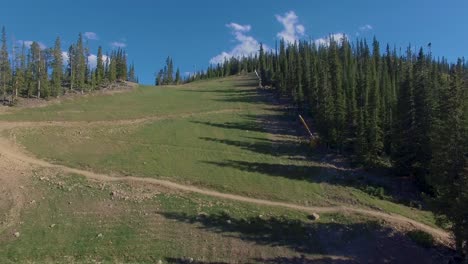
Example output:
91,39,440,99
0,26,137,103
196,36,468,259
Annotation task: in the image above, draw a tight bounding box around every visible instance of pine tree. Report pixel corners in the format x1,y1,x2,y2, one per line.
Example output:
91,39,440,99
30,42,44,98
12,43,26,99
429,59,467,259
392,47,416,175
96,46,104,86
108,54,117,83
51,37,63,97
328,37,345,148
0,26,11,102
175,67,181,85
412,48,433,183
259,43,266,86
366,38,383,163
74,33,86,93
128,63,136,83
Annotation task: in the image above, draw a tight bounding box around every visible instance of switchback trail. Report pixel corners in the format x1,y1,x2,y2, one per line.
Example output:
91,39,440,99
0,132,452,245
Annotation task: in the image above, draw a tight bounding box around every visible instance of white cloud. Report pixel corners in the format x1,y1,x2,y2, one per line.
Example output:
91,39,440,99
314,33,347,47
17,40,46,50
84,32,99,40
226,23,251,32
210,23,266,65
87,54,110,69
61,51,69,65
275,11,305,43
356,24,373,36
110,41,126,48
61,51,109,68
359,24,373,32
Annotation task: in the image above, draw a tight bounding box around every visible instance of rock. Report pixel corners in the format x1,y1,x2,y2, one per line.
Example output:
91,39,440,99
226,219,232,224
308,213,320,221
157,260,163,264
50,224,56,228
13,232,20,238
197,212,208,219
187,258,194,263
97,233,103,238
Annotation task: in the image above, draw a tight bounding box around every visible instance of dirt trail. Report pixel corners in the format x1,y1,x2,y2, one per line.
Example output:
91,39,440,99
0,134,452,244
0,108,243,130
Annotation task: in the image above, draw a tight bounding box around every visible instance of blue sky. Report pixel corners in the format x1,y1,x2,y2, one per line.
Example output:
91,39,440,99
2,0,467,84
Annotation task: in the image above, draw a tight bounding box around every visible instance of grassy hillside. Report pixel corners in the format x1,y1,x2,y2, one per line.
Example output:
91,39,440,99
0,76,258,122
4,75,437,227
0,171,443,263
0,74,453,263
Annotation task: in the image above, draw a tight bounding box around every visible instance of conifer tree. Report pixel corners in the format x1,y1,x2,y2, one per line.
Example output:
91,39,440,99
0,26,11,102
412,48,433,182
175,67,181,85
392,48,416,175
12,43,26,99
428,59,467,258
96,46,104,85
259,43,266,86
51,37,63,97
76,33,86,92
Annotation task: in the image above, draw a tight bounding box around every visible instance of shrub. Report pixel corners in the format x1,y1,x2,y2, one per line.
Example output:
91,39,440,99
407,230,434,248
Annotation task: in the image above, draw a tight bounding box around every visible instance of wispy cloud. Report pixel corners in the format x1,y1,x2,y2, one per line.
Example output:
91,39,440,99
110,41,126,48
359,24,373,32
210,23,265,65
275,11,305,43
84,32,99,40
356,24,373,36
17,40,46,50
226,23,251,32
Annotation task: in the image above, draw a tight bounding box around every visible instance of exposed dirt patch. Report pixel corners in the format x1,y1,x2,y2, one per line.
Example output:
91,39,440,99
0,150,34,234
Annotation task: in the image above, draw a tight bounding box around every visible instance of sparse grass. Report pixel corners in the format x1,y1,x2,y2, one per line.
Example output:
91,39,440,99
0,172,381,263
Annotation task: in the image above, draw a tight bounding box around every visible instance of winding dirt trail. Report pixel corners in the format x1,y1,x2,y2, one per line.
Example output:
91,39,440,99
0,127,452,244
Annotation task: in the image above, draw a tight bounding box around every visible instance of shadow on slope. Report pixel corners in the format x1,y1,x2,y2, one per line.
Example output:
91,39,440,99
160,211,450,264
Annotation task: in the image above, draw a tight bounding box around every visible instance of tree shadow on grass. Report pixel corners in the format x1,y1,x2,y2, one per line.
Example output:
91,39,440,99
200,137,313,160
160,211,451,264
165,258,228,264
192,112,302,138
203,160,330,183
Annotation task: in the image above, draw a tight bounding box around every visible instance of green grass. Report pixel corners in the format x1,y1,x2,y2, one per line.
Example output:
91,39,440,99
0,172,381,263
0,75,259,122
8,74,437,228
407,230,435,248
